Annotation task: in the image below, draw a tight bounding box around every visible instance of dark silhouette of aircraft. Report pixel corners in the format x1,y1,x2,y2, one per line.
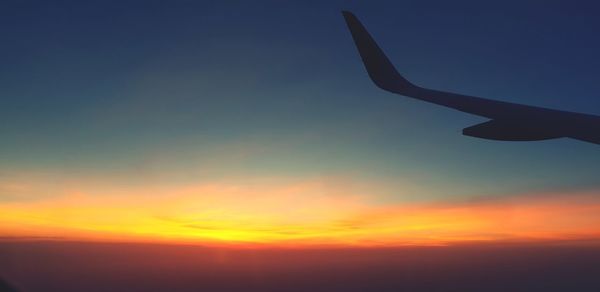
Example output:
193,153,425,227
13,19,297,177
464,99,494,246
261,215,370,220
343,11,600,145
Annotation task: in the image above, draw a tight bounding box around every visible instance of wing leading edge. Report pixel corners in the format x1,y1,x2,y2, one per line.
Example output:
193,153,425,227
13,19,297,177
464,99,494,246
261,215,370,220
342,11,600,145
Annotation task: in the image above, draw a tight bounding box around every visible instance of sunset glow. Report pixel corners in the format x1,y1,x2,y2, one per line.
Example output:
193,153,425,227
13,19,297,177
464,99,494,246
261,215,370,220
2,176,600,246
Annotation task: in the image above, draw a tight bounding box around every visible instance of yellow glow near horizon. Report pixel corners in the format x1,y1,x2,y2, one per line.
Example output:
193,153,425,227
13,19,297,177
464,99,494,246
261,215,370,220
1,176,600,246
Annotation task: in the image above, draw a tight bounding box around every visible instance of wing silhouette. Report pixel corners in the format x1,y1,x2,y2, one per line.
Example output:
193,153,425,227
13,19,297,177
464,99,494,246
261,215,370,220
342,11,600,145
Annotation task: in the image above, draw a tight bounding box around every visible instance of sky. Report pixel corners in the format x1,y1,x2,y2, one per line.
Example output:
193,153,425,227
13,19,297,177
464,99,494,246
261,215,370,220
2,0,600,246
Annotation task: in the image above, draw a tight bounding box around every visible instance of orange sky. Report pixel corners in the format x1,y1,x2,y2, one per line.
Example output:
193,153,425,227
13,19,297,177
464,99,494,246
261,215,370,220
2,175,600,247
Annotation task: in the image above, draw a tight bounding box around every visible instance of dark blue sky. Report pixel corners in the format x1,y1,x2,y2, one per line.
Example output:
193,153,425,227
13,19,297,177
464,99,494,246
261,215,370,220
2,0,600,203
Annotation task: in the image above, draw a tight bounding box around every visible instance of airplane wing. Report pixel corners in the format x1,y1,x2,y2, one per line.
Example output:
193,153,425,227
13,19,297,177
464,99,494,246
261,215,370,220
342,11,600,145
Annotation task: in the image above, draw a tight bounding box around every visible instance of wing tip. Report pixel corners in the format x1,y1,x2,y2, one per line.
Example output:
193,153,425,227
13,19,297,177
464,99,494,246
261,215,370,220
342,10,417,94
341,10,355,17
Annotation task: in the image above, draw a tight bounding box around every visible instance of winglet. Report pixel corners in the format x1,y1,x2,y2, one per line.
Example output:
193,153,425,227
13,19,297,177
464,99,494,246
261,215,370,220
342,11,418,94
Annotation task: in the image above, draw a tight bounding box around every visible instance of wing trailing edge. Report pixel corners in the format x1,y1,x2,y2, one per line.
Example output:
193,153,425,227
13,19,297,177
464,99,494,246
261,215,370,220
462,120,562,141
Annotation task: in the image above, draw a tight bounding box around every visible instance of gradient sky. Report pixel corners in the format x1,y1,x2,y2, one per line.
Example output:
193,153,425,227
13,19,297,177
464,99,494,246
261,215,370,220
2,0,600,245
